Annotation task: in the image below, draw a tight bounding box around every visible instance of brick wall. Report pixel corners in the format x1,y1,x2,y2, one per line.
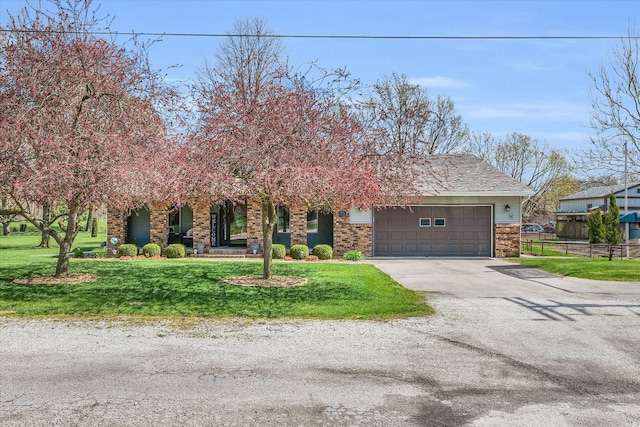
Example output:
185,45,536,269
290,206,307,247
247,199,263,253
106,207,127,257
149,203,169,248
333,211,373,257
192,203,210,252
495,223,521,257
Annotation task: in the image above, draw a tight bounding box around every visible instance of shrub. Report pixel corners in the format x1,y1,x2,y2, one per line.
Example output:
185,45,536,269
71,247,84,258
290,244,309,260
117,244,138,258
91,217,99,238
312,244,333,260
142,243,162,258
165,243,187,258
342,249,365,261
272,244,286,259
92,248,107,258
305,255,319,261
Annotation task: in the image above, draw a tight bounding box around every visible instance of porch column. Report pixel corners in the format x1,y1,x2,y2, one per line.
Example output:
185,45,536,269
106,207,127,257
247,199,263,254
290,206,307,247
192,203,211,253
149,204,168,249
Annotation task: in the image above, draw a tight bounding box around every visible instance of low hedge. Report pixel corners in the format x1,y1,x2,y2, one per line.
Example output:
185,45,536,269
272,244,286,259
142,243,162,258
165,243,187,258
312,244,333,260
117,244,138,258
290,244,309,260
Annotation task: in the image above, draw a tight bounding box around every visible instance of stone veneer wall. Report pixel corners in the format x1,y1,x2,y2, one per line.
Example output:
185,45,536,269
106,207,127,257
191,203,211,252
290,206,307,247
332,211,372,257
495,223,521,257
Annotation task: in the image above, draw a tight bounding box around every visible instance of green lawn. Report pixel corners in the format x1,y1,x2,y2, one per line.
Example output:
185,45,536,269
510,257,640,282
0,223,432,319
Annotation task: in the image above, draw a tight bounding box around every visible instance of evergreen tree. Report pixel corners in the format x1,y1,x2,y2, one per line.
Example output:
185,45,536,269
587,207,604,243
604,193,622,261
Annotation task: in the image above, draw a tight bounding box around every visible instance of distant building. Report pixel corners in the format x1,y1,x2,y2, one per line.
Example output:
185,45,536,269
555,183,640,240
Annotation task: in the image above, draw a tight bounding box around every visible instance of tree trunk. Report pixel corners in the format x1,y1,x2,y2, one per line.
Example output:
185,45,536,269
54,209,79,277
1,221,10,236
85,208,94,234
38,203,51,248
261,199,277,279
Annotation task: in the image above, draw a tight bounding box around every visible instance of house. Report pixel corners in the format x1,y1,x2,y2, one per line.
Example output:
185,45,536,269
107,154,533,258
555,183,640,240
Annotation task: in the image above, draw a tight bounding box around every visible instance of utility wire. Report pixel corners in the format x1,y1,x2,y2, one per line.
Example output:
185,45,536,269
0,28,634,40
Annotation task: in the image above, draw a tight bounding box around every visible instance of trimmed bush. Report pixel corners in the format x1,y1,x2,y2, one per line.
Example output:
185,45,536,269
272,244,286,259
342,249,365,261
117,244,138,258
165,243,187,258
312,244,333,260
290,244,309,260
142,243,162,258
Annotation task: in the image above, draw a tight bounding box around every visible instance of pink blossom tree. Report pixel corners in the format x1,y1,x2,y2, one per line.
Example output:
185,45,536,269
0,0,181,277
193,72,387,279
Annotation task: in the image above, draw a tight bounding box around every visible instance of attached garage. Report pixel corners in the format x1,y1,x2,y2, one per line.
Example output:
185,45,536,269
374,205,492,257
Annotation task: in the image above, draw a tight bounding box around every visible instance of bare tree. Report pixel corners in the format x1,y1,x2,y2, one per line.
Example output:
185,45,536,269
197,17,284,101
467,131,569,220
360,73,468,155
582,27,640,178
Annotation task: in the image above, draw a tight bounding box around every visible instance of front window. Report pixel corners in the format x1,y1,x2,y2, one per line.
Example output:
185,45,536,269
277,207,291,233
307,210,319,234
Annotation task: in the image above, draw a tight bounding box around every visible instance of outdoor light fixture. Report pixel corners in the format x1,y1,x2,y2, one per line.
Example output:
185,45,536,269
505,204,511,212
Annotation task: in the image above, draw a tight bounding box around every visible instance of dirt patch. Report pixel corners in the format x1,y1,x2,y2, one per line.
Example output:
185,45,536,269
224,275,308,288
13,273,98,286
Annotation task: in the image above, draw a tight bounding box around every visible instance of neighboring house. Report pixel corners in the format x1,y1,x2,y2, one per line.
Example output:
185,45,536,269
107,154,533,258
555,183,640,240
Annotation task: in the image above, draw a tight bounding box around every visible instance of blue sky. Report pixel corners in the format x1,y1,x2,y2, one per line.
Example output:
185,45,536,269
1,0,639,153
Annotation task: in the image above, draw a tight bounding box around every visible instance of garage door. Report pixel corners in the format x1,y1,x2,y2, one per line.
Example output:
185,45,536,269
374,206,492,257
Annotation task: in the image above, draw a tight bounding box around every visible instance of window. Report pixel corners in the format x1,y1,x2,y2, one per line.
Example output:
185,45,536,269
277,207,291,233
419,218,431,227
434,218,446,227
587,203,592,209
307,210,319,234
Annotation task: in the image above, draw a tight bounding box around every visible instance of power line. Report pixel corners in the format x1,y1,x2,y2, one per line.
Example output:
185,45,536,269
0,28,634,40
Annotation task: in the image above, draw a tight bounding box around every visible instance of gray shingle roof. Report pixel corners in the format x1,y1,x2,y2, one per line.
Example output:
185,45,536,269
414,154,533,196
560,183,640,201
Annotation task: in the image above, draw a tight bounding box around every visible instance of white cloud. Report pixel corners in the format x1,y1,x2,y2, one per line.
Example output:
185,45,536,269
464,101,588,121
409,76,469,88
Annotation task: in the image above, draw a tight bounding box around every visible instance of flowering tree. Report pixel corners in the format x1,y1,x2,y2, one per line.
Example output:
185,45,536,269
0,0,179,277
193,73,385,279
192,20,420,279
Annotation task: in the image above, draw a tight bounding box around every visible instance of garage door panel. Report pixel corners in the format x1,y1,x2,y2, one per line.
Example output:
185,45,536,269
375,206,492,257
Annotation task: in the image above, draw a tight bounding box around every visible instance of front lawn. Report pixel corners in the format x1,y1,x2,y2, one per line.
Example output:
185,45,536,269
510,257,640,282
0,228,432,319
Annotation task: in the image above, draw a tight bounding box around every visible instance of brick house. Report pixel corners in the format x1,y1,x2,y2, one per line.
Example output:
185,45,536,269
107,154,532,257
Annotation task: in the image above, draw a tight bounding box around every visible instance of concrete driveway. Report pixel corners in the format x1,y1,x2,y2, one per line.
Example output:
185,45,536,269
2,258,640,426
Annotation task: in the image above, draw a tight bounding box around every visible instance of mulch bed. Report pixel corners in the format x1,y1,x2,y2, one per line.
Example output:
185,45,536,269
223,275,308,287
13,273,98,286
